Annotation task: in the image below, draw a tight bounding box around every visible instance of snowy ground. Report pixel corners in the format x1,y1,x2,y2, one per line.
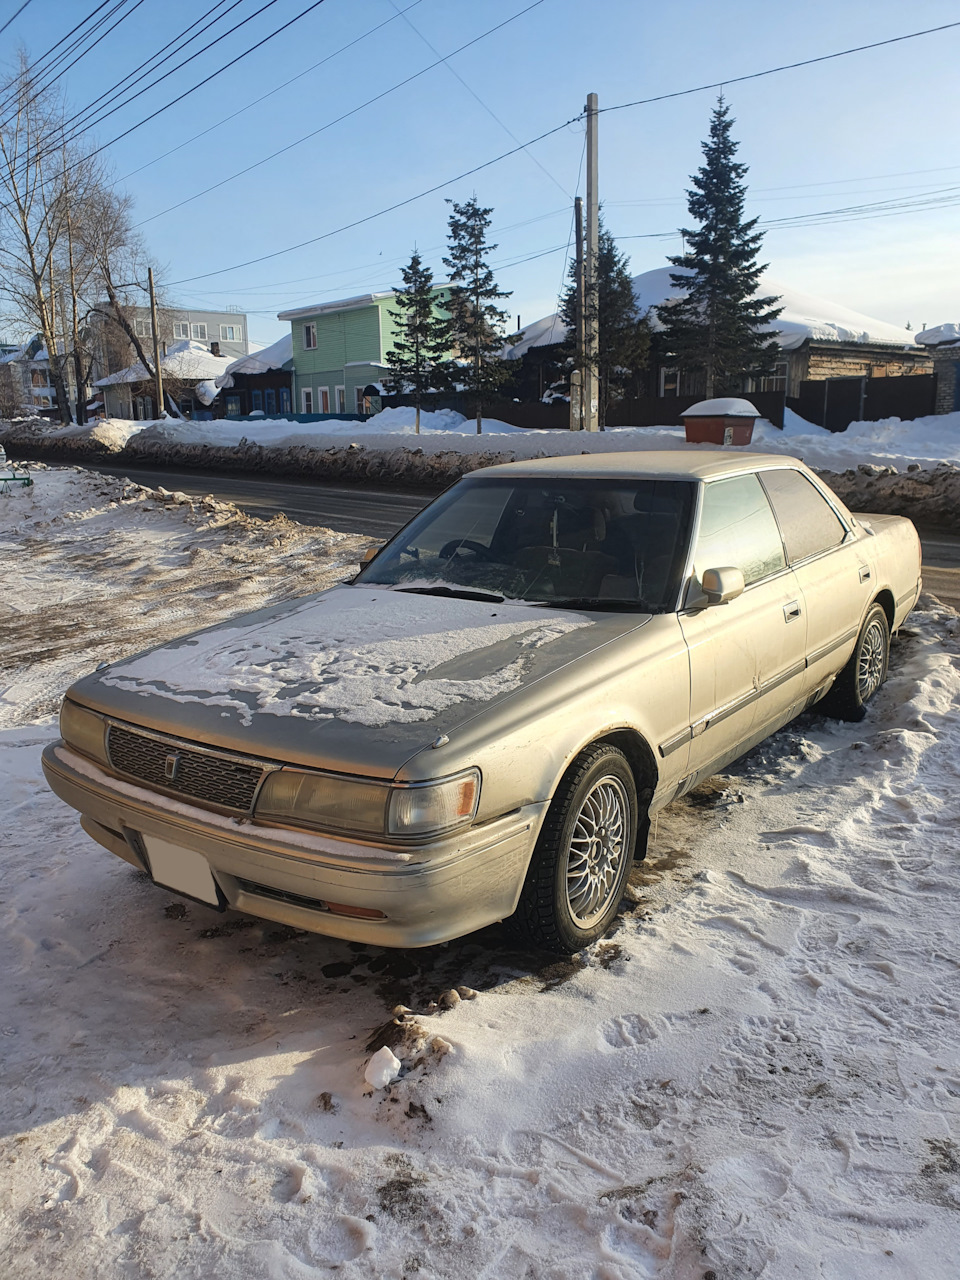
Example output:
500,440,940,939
2,470,960,1278
6,404,960,476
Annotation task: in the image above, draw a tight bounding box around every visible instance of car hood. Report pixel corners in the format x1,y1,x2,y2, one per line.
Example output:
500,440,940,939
69,585,652,778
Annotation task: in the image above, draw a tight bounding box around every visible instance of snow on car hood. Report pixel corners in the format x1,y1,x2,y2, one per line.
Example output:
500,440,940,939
99,585,595,729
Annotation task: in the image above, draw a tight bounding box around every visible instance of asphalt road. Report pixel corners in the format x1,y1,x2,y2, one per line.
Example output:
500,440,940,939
76,460,960,609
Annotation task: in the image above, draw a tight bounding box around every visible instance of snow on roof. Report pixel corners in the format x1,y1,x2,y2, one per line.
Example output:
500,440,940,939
220,332,292,380
915,322,960,347
94,339,234,387
683,397,760,418
277,292,396,321
507,266,916,358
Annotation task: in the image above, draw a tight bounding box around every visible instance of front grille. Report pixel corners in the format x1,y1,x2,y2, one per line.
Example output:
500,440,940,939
107,725,264,813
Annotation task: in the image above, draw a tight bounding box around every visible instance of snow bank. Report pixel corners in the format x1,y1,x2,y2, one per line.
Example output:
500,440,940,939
5,407,960,529
2,467,959,1273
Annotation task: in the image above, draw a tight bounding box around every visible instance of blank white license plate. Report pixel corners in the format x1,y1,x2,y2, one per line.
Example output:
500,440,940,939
142,835,220,905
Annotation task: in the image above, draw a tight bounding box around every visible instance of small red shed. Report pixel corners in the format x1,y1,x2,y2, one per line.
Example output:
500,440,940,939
682,397,760,445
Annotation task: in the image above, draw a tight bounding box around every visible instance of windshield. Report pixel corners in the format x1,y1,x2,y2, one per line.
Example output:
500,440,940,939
356,476,695,610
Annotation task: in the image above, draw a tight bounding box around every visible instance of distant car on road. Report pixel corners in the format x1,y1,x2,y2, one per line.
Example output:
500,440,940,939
44,452,922,954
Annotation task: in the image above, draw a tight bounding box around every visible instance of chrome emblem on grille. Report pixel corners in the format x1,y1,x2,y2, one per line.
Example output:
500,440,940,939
164,752,181,782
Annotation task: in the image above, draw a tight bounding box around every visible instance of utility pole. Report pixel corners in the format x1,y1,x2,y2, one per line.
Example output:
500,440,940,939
583,91,600,432
148,267,164,419
569,195,585,431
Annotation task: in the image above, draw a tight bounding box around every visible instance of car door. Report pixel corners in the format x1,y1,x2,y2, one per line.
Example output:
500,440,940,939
677,473,808,787
758,468,867,696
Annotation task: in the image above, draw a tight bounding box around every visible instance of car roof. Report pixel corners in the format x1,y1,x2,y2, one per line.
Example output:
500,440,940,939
474,450,809,483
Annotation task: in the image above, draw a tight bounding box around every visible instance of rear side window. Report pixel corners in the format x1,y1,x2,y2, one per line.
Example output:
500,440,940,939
695,474,786,586
760,469,847,563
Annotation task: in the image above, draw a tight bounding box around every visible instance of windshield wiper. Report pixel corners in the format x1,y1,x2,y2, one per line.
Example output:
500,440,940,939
537,597,654,612
394,585,505,603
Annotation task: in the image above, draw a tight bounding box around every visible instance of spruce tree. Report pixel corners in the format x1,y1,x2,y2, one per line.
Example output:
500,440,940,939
441,196,511,434
383,250,450,434
560,217,651,425
656,97,782,397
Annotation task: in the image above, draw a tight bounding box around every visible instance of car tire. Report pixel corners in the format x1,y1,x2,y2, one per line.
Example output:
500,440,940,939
511,743,640,954
819,603,890,722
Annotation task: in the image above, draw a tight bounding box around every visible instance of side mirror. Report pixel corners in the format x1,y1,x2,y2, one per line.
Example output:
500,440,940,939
700,566,745,606
361,546,379,564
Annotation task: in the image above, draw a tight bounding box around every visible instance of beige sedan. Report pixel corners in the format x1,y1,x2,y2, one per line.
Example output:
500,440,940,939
44,452,922,954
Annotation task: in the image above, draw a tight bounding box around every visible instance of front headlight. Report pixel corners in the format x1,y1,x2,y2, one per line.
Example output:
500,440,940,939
60,699,109,767
387,769,480,838
255,766,482,841
256,769,387,836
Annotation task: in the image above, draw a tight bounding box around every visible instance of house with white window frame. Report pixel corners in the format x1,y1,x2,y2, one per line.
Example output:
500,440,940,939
279,286,451,417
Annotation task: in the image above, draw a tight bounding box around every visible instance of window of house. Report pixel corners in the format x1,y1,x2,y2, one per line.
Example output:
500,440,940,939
318,386,329,413
335,385,345,413
220,324,243,343
303,323,317,350
302,388,314,413
751,360,789,393
694,474,786,587
173,322,190,340
356,387,366,414
659,367,679,396
759,469,847,564
264,388,276,414
178,398,194,418
279,387,291,413
225,394,242,416
135,319,152,338
191,323,207,341
251,390,263,411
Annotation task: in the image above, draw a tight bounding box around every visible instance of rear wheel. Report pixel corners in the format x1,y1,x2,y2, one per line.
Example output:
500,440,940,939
820,603,890,722
512,743,639,954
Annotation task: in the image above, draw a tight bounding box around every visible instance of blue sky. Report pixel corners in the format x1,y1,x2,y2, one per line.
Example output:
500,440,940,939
3,0,959,346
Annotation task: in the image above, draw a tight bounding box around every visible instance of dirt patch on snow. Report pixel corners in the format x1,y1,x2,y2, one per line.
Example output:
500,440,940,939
0,464,371,727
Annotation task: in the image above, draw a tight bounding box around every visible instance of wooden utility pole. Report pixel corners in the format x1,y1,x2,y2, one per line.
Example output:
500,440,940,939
583,91,600,432
148,267,164,419
569,195,585,431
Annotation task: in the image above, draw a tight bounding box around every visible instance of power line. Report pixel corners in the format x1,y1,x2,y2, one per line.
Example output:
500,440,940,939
0,0,33,38
3,0,326,189
614,183,960,242
0,0,141,127
177,206,572,299
63,0,241,142
134,0,549,228
115,0,427,185
599,20,960,116
167,115,581,285
161,18,958,292
0,0,110,107
386,0,569,200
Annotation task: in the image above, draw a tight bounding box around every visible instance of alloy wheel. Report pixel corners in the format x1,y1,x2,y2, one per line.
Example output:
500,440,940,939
857,619,887,700
564,775,630,927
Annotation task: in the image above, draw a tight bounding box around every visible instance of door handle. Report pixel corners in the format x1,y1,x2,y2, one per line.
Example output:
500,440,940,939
859,565,871,583
783,600,802,622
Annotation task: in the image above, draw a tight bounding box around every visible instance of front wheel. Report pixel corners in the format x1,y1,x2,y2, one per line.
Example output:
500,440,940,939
819,603,890,722
512,743,639,954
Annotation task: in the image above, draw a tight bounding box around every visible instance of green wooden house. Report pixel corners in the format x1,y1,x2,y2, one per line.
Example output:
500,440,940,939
278,287,450,416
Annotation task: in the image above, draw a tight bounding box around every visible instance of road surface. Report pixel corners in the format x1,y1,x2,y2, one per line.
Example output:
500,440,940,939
76,460,960,609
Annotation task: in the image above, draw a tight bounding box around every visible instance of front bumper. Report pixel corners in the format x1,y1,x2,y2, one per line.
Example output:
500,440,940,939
42,742,546,947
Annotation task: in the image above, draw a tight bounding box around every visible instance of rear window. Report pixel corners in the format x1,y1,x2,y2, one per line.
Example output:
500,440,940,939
760,469,847,563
